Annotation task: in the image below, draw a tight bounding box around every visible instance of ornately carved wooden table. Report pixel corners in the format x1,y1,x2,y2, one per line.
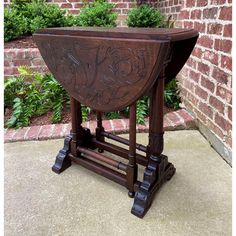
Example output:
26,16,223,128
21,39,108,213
34,27,198,218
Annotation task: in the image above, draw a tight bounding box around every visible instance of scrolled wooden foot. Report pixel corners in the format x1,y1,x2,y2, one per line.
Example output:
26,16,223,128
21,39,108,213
131,154,175,218
52,134,72,174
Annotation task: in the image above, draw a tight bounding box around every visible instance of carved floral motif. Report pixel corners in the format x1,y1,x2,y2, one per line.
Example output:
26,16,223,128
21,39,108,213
36,36,159,111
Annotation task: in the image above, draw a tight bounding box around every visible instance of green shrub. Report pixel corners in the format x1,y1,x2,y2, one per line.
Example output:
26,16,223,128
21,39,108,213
79,0,118,27
4,0,67,42
12,0,32,9
4,67,69,128
4,8,28,42
164,79,181,110
22,0,66,34
126,4,165,28
64,15,81,27
105,111,120,120
136,96,149,124
4,0,117,42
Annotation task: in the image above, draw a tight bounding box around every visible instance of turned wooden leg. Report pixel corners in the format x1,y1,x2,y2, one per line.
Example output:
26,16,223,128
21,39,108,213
96,112,105,153
127,103,138,197
131,72,176,218
70,97,83,156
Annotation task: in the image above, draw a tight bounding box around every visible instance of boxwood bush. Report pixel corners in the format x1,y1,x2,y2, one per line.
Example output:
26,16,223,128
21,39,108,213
4,0,67,42
4,8,28,42
79,0,118,27
126,4,165,28
22,1,66,34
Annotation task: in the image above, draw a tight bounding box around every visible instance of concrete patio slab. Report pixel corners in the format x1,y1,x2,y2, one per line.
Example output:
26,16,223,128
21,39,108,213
4,130,231,236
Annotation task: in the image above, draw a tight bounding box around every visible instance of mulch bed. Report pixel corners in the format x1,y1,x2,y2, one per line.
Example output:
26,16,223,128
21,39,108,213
4,36,37,49
4,106,174,127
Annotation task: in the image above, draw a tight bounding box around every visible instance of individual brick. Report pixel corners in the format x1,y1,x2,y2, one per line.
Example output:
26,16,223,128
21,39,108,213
192,47,203,58
64,123,72,136
195,86,208,100
198,62,210,76
190,9,202,19
219,6,232,21
165,111,185,130
211,0,227,4
102,120,112,132
221,55,232,71
211,67,229,85
52,123,66,139
227,106,232,121
15,50,26,60
186,58,197,69
216,85,232,103
215,113,232,131
207,23,222,35
4,129,17,142
175,109,196,129
68,0,81,2
207,119,224,140
13,59,32,67
209,96,225,114
194,109,207,124
13,127,31,141
38,125,54,140
223,24,232,37
198,36,214,49
194,22,206,33
183,21,194,29
214,39,232,53
186,0,195,7
203,7,218,19
189,70,200,83
180,10,190,19
198,101,214,119
31,58,46,66
115,3,127,8
197,0,208,6
60,3,73,8
200,76,215,93
67,9,80,14
112,119,125,132
25,126,41,140
203,50,218,65
163,116,172,131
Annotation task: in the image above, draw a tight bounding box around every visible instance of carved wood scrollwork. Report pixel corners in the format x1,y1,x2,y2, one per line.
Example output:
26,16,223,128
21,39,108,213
36,37,161,111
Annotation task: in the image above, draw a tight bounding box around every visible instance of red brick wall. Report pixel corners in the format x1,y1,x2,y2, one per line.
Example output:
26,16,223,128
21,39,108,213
157,0,232,153
157,0,182,26
4,49,49,77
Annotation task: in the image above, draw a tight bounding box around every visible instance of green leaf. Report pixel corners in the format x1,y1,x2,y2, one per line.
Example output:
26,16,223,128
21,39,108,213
126,4,165,28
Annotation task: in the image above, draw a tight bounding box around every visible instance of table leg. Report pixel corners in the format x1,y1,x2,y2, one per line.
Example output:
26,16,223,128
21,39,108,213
126,103,138,197
70,97,83,156
96,112,105,153
52,97,87,173
131,73,176,218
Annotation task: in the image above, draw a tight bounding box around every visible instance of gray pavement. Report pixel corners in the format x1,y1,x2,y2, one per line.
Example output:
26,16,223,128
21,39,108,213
4,130,231,236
